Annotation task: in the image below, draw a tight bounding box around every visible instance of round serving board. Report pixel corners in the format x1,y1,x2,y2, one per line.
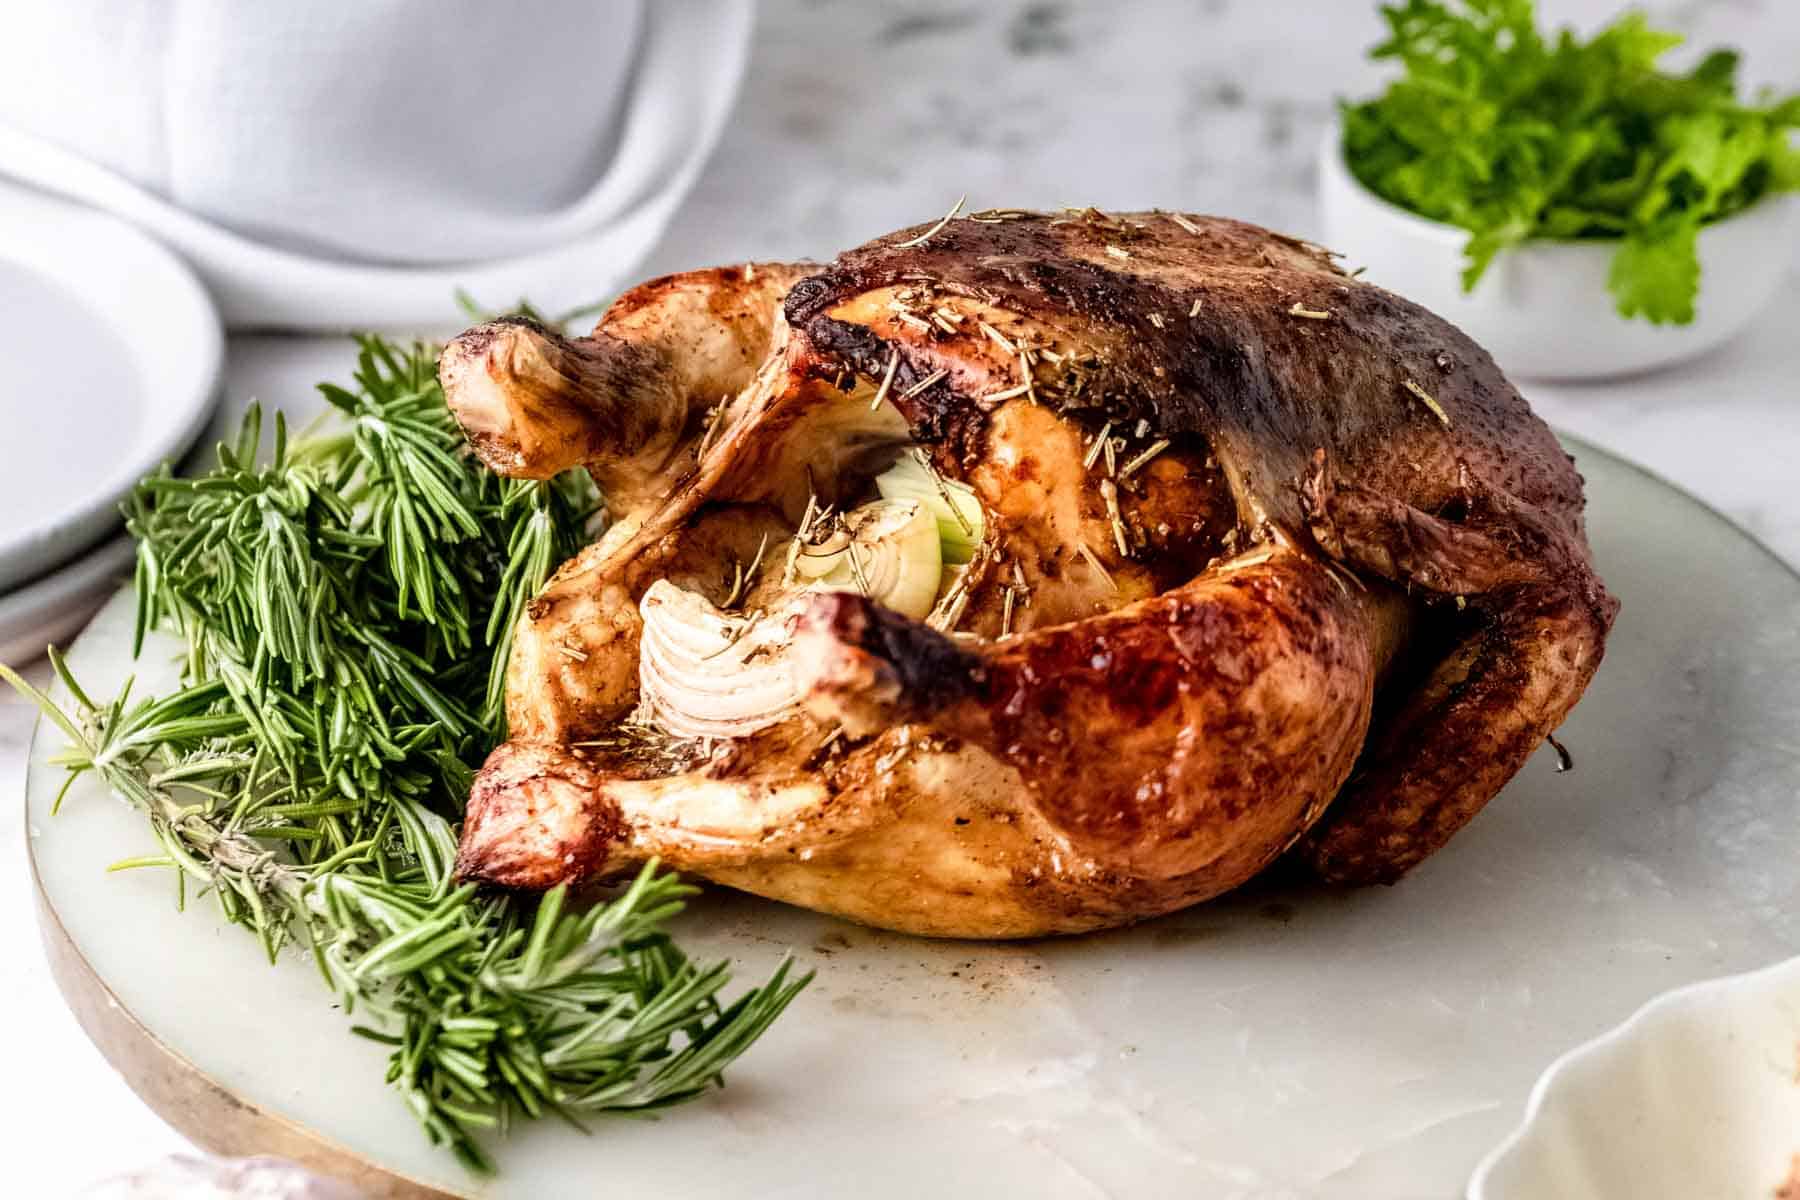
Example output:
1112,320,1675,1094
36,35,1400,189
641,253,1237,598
25,440,1800,1199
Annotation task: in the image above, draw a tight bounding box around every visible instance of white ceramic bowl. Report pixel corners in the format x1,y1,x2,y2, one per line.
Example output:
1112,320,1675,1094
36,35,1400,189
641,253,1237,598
1469,955,1800,1199
1317,124,1798,380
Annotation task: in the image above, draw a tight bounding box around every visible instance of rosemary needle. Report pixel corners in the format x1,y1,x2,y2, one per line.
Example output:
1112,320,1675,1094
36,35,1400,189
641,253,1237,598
895,193,966,248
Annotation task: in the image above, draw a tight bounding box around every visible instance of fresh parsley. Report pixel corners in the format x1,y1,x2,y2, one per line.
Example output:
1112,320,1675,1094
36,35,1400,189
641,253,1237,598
1342,0,1800,323
4,333,809,1173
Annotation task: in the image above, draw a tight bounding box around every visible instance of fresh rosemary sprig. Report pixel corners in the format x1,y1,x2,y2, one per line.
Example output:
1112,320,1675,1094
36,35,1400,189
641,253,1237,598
6,334,809,1172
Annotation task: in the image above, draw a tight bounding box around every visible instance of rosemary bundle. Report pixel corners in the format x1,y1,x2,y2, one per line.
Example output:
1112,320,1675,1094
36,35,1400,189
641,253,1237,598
4,335,808,1172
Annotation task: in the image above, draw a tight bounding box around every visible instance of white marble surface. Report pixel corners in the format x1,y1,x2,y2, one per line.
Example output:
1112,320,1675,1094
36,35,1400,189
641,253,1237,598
3,0,1799,1195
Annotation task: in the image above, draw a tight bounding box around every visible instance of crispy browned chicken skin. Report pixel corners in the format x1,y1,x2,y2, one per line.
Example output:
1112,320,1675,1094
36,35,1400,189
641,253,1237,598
438,210,1616,937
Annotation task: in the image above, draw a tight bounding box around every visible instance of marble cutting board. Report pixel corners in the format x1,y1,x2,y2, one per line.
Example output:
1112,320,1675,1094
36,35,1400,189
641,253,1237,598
24,438,1800,1199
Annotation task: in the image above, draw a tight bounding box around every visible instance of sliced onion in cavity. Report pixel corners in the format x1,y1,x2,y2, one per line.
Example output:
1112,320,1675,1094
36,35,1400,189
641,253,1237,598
809,499,942,620
637,579,802,740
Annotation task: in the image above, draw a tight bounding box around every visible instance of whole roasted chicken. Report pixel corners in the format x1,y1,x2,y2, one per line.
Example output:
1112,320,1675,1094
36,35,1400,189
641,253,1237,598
439,209,1616,937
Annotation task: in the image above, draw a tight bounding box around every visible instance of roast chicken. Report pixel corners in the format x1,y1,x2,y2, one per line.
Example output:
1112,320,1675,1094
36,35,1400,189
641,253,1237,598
438,209,1616,937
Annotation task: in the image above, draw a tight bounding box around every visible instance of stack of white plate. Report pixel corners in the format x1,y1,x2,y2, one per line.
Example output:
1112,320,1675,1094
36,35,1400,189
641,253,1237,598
0,182,221,666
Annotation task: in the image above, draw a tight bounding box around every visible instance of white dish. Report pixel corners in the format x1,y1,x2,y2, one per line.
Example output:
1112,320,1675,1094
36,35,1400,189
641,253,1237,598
24,438,1800,1198
0,181,221,592
1316,123,1798,380
0,533,134,668
1470,955,1800,1199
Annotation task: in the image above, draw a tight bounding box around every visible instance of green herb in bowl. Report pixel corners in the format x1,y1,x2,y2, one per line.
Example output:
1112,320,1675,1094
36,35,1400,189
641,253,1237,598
1341,0,1800,324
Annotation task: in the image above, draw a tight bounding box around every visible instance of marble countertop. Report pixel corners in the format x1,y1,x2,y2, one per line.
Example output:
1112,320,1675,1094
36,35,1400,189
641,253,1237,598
4,1,1799,1195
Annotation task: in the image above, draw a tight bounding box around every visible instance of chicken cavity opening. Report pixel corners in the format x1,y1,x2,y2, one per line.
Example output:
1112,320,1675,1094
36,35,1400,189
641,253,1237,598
636,371,991,743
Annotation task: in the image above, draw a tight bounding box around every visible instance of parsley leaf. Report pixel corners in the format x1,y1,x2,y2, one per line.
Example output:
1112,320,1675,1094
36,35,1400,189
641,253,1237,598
1611,219,1700,323
1343,0,1800,325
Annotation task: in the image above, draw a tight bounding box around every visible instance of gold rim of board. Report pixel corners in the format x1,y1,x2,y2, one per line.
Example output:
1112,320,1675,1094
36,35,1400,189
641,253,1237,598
25,712,463,1200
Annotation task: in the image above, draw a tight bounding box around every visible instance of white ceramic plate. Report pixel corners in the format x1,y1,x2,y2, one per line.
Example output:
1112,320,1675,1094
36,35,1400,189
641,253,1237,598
23,439,1800,1198
0,533,134,667
1470,955,1800,1200
0,181,221,593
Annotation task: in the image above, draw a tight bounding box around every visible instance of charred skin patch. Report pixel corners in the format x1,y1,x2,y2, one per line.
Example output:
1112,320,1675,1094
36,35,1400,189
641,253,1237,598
797,591,986,718
793,311,985,454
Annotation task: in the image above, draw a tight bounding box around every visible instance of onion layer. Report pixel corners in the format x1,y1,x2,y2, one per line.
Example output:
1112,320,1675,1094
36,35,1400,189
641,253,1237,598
638,580,801,740
806,499,942,620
